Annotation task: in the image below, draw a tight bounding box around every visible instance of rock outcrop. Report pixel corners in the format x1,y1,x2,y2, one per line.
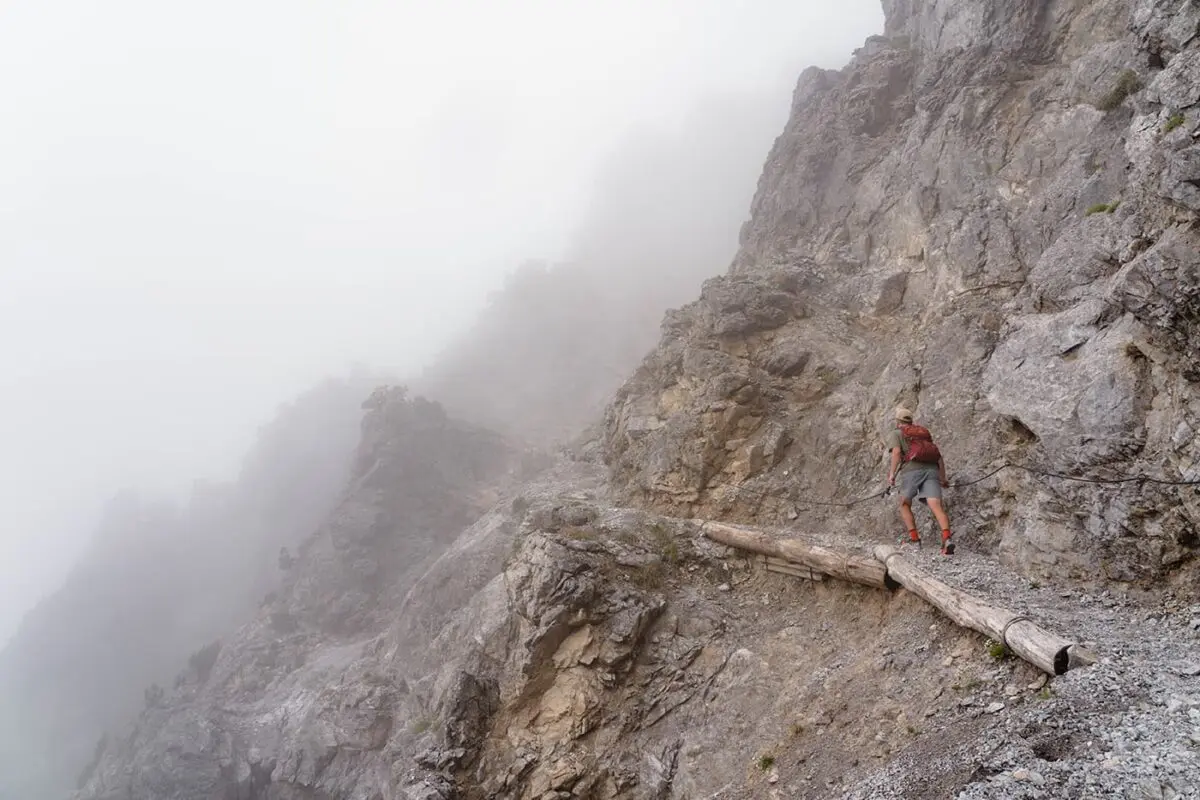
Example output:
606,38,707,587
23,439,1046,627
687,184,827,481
605,0,1200,585
74,388,534,799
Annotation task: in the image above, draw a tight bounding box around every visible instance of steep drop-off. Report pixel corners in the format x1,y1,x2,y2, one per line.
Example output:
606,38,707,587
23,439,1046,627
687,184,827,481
0,372,381,800
418,93,789,445
72,0,1200,797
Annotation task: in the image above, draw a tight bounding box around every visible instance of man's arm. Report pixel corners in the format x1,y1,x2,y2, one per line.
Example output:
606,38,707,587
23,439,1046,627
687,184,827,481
888,447,902,485
938,456,948,486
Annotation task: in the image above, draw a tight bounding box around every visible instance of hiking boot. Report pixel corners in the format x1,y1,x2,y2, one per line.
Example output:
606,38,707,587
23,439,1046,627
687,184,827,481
940,530,955,556
900,529,921,547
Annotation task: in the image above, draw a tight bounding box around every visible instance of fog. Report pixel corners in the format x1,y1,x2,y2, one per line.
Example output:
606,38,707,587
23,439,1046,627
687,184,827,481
0,1,883,644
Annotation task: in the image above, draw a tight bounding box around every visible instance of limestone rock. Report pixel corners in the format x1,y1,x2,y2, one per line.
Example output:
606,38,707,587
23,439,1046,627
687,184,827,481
604,0,1200,585
1162,145,1200,211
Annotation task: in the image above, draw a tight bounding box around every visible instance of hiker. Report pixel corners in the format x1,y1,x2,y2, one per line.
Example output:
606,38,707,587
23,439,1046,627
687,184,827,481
885,407,954,555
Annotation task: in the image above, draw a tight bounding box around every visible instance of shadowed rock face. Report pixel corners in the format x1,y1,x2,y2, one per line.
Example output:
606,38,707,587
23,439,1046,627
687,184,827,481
605,0,1200,585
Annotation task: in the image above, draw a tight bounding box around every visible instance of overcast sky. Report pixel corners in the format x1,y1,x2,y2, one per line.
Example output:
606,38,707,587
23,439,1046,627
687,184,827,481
0,0,882,642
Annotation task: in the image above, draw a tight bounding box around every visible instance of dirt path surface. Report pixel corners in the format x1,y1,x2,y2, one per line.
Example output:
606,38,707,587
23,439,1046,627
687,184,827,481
724,524,1200,798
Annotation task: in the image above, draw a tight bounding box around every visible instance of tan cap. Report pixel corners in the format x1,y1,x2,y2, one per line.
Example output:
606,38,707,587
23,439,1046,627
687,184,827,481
894,406,914,423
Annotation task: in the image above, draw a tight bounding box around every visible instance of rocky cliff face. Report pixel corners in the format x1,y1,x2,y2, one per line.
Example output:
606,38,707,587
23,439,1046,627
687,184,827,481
74,452,1200,800
605,0,1200,586
75,451,1062,800
74,388,536,799
70,0,1200,798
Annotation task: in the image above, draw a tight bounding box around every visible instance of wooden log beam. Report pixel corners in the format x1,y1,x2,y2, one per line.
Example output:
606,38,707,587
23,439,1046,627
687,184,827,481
698,521,893,590
764,563,817,580
755,555,824,581
874,546,1073,675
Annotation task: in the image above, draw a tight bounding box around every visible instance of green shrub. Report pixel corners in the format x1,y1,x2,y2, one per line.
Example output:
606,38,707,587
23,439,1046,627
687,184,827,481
1164,112,1186,133
1095,69,1141,111
986,640,1011,660
757,754,776,771
1085,201,1119,216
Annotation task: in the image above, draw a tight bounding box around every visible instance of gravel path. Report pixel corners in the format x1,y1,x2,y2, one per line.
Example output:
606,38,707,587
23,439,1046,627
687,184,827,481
722,523,1200,798
907,545,1200,799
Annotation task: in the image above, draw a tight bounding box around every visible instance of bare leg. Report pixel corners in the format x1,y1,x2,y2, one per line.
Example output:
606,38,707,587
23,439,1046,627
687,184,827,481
926,498,951,532
927,498,954,553
899,498,917,532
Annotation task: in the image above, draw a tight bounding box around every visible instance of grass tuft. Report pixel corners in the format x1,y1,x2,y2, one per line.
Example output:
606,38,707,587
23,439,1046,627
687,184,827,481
1164,112,1186,133
627,560,666,590
1095,69,1141,112
409,716,435,735
1085,201,1119,216
757,754,776,771
561,526,598,541
649,521,681,564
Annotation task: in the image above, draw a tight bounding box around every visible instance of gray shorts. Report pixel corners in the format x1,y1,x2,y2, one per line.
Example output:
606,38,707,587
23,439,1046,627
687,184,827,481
900,465,943,502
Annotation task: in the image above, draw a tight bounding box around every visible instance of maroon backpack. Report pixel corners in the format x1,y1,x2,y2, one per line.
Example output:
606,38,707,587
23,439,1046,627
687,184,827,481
900,423,941,464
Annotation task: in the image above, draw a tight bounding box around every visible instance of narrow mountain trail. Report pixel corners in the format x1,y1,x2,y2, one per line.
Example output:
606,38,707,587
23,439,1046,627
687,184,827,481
705,520,1200,798
63,0,1200,793
911,542,1200,799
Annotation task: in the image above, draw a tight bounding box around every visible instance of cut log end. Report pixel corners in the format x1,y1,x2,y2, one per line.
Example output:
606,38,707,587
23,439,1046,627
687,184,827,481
876,545,1080,677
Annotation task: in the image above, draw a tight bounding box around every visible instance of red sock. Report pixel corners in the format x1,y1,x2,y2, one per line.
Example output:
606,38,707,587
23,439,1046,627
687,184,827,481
908,529,920,542
942,529,952,541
